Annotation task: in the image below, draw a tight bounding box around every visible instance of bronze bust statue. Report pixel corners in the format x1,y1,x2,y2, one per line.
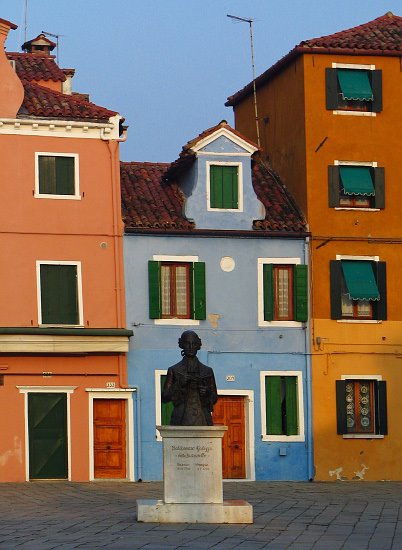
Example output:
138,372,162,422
162,331,218,425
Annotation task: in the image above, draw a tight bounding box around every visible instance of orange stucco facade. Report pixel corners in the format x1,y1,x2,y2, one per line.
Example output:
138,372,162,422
232,46,402,479
0,20,132,482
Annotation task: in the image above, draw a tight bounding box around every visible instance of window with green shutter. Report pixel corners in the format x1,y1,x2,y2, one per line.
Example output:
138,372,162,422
148,260,206,320
326,68,382,113
209,165,239,209
262,263,308,323
37,154,77,196
39,263,80,325
265,375,299,436
328,165,384,209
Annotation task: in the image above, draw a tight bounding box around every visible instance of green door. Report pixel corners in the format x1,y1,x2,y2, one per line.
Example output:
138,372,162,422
28,393,68,479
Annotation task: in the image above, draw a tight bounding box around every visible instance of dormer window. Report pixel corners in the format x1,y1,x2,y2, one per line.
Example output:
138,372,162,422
207,162,243,211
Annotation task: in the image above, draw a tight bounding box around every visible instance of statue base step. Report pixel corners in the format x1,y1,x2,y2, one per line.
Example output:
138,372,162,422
137,499,253,524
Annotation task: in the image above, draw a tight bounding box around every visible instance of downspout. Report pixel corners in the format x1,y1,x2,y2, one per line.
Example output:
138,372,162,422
127,384,142,481
304,237,314,480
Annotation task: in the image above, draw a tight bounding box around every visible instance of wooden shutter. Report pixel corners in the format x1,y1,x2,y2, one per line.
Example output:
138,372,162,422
376,261,387,320
335,380,347,434
55,157,75,195
193,262,206,320
263,264,274,321
330,260,342,320
294,265,308,322
374,167,385,209
328,166,340,207
371,70,382,113
148,261,161,319
285,377,298,436
222,166,238,209
265,376,282,435
38,156,56,194
376,381,388,435
210,166,223,208
40,264,78,325
325,68,339,110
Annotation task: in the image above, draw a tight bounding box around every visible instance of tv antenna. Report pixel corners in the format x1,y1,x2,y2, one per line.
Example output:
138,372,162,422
41,30,64,64
227,14,260,148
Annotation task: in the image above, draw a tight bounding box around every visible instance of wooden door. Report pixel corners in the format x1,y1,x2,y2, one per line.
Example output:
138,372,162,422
28,393,68,479
213,396,246,479
93,399,126,479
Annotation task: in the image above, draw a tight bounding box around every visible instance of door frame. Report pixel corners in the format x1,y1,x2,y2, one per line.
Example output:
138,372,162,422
87,389,135,481
217,389,255,481
18,385,76,481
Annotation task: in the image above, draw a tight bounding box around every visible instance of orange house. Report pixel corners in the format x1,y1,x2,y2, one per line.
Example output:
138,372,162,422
227,13,402,480
0,20,133,482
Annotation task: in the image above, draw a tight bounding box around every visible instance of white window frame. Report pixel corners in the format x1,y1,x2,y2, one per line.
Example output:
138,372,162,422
206,161,243,212
340,374,384,439
260,370,305,442
17,386,76,482
331,63,377,118
334,160,379,212
152,254,200,326
155,369,167,441
335,254,381,324
35,152,81,200
257,257,302,327
36,260,84,327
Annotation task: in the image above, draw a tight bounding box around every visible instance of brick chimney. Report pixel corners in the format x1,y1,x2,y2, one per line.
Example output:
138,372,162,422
21,33,56,55
0,18,24,118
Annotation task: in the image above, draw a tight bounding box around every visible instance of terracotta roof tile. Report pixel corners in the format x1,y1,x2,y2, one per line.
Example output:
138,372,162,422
121,162,194,230
7,52,66,83
227,12,402,106
20,80,117,121
121,158,306,233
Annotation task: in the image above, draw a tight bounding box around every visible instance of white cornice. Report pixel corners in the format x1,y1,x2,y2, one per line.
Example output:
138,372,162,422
0,334,130,353
190,127,258,155
0,113,122,139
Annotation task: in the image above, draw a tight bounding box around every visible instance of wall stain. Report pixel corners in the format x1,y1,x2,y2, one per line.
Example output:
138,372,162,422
208,313,221,329
0,436,22,466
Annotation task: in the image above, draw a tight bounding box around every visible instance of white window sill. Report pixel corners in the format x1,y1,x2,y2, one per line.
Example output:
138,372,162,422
262,435,305,443
39,324,85,328
34,194,81,200
258,321,303,328
334,207,380,212
154,319,200,326
337,319,382,324
343,434,384,439
333,110,376,117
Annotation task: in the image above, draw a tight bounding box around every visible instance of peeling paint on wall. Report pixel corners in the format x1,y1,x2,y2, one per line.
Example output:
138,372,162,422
353,464,369,480
0,436,22,466
329,466,347,481
208,313,221,329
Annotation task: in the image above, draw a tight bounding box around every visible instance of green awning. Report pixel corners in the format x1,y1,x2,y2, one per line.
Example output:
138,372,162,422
337,69,373,101
339,166,375,196
341,261,380,301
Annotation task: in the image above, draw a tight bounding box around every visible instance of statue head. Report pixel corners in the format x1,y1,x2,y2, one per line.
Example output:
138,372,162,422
178,330,202,358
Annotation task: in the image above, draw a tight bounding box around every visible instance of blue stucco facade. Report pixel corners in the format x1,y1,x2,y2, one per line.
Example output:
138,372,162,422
123,126,312,481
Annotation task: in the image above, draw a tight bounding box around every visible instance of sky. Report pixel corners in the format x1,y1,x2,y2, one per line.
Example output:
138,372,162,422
1,1,400,163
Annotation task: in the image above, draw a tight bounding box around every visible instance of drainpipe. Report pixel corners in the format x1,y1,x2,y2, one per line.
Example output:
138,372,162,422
127,384,142,481
304,237,314,480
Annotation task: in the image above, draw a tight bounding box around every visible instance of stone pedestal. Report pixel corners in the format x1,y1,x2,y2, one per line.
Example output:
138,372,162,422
137,426,253,524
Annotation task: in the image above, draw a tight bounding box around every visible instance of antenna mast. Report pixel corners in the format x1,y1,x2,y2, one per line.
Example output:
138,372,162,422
41,30,63,64
24,0,28,42
227,14,260,148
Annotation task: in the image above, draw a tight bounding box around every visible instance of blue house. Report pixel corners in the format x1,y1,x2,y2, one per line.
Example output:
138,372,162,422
121,121,312,481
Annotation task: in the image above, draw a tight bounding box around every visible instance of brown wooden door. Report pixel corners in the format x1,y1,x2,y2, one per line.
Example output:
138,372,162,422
93,399,126,479
213,395,246,479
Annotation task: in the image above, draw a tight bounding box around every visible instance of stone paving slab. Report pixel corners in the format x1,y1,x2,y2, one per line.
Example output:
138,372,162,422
1,481,402,548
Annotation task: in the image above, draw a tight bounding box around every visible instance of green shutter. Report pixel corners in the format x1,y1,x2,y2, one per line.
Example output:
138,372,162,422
328,165,340,207
263,264,274,321
38,156,56,194
294,265,308,322
40,264,79,325
325,68,339,110
285,377,298,436
161,375,174,425
371,70,382,113
193,262,206,320
265,376,282,435
374,167,385,209
55,157,75,195
335,380,347,434
210,165,238,209
210,165,223,208
148,261,161,319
